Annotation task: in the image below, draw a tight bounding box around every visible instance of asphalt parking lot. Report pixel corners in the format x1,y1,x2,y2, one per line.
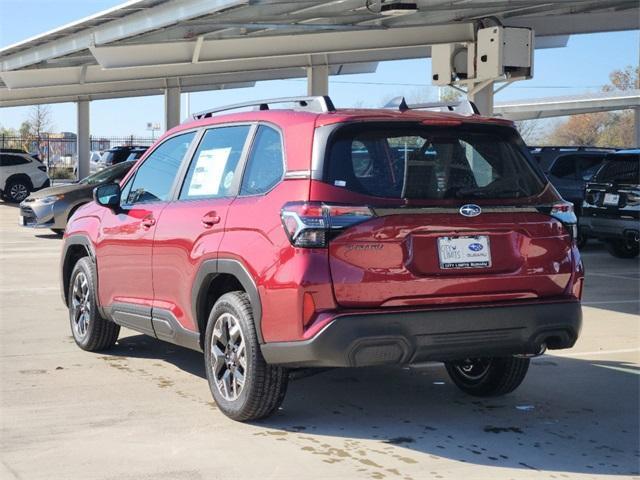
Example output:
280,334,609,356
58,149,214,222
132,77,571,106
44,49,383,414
0,202,638,480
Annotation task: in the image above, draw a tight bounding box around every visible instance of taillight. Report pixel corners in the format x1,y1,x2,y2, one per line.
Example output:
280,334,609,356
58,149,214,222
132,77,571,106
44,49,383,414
548,201,578,240
281,202,375,248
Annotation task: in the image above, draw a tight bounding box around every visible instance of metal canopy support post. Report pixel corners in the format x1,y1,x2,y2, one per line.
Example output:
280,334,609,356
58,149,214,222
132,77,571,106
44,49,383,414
76,99,90,180
307,65,329,96
468,81,495,116
635,108,640,148
165,86,181,131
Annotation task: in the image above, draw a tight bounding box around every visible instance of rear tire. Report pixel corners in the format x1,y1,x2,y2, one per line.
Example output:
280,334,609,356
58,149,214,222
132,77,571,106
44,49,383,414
576,231,588,249
604,239,639,258
5,178,30,203
204,291,288,421
445,357,530,397
68,257,120,351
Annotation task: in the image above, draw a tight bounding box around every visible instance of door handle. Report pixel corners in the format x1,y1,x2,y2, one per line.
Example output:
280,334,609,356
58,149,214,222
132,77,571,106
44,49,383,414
201,211,221,227
141,216,156,228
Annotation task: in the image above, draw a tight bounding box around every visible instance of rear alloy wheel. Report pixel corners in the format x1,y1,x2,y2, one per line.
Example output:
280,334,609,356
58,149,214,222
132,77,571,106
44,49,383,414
204,291,288,421
604,238,639,259
445,357,530,397
6,179,30,203
69,257,120,351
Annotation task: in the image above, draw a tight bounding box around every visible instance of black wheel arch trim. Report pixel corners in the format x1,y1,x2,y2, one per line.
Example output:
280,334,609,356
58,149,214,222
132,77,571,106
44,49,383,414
192,258,264,344
60,234,98,309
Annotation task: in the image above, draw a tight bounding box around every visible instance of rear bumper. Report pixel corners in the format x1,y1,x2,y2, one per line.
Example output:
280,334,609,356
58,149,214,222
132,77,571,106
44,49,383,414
580,214,639,241
261,301,582,367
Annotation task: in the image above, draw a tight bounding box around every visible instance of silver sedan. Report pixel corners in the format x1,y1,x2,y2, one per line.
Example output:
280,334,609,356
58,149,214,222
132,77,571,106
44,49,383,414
19,160,135,235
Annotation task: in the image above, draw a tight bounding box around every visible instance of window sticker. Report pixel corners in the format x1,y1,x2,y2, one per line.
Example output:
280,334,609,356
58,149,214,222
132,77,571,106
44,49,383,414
334,180,347,187
187,147,231,196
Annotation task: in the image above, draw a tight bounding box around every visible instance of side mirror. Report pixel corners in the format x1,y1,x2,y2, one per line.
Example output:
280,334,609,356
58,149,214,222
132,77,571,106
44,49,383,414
94,183,121,209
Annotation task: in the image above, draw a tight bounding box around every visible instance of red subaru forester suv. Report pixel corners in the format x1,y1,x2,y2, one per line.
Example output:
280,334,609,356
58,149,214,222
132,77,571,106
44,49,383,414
61,96,583,421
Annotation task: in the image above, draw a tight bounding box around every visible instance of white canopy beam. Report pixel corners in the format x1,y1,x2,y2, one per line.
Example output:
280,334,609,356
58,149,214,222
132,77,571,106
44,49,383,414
494,90,640,121
89,24,476,69
0,0,249,72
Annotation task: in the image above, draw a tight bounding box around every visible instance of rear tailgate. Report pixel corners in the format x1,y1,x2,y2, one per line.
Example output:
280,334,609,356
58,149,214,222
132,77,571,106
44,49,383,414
328,208,572,308
316,120,574,308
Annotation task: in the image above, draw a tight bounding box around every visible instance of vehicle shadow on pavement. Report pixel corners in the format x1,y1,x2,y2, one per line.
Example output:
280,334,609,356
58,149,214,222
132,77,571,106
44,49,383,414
34,233,64,240
258,356,640,477
101,334,639,476
105,334,206,379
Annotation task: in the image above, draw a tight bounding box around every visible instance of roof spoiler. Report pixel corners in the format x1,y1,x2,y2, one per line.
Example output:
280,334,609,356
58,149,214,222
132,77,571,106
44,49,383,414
384,96,480,116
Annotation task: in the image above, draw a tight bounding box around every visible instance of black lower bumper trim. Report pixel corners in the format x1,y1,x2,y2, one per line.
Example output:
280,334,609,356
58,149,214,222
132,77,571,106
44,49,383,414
261,301,582,368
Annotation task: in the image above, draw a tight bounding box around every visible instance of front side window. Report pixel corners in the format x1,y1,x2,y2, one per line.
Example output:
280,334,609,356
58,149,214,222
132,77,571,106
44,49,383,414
123,132,195,205
325,123,544,200
240,126,284,196
179,125,251,200
595,154,640,184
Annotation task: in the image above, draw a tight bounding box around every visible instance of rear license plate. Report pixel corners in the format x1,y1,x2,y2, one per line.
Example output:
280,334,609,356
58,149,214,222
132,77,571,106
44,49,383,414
438,235,491,269
603,193,620,206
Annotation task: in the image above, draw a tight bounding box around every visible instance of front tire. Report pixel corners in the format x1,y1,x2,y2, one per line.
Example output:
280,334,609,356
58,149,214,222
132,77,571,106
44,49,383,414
204,291,288,421
445,357,530,397
604,238,639,258
68,257,120,351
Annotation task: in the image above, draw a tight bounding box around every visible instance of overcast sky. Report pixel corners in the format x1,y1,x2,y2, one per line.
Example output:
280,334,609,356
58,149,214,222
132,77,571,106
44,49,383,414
0,0,638,136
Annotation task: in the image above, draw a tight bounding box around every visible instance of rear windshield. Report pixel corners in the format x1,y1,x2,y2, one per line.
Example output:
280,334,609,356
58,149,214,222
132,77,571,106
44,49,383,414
594,154,639,184
325,123,545,200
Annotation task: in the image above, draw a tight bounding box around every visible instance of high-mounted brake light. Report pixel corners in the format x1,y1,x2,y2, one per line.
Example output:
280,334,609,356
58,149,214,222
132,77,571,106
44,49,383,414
281,202,375,248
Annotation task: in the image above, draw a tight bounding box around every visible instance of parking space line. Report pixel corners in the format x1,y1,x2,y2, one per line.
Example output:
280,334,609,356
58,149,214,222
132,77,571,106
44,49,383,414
587,272,640,280
583,300,640,305
593,364,640,375
554,348,640,357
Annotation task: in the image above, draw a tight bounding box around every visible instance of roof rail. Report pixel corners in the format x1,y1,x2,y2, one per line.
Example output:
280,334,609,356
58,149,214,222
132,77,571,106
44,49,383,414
528,146,617,152
384,96,480,115
191,96,336,120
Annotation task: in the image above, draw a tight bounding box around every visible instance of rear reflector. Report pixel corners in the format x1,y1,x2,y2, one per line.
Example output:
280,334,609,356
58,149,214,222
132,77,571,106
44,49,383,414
281,202,375,248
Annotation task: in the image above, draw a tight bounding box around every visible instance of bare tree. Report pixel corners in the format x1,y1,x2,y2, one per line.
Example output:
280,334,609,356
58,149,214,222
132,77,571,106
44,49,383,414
515,119,544,145
27,105,53,139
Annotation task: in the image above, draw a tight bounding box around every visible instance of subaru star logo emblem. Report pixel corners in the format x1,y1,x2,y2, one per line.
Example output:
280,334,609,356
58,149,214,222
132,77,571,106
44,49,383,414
468,243,484,252
459,204,481,217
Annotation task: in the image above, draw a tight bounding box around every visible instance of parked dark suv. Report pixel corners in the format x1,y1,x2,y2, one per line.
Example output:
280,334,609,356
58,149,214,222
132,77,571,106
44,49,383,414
582,149,640,258
529,146,614,246
96,145,148,171
61,97,583,421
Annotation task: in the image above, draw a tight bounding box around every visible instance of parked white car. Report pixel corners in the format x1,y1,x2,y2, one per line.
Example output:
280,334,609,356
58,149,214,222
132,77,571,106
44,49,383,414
0,150,51,202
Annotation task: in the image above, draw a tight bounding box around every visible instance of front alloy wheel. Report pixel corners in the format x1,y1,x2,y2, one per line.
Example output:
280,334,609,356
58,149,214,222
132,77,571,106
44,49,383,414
68,257,120,351
71,271,91,340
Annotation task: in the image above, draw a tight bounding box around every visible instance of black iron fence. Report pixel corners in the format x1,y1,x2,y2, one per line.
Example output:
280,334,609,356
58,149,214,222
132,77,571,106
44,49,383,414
1,134,156,178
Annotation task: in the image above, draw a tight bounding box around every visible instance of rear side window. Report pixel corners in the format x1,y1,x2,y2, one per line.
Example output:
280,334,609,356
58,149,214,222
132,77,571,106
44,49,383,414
325,123,544,200
240,126,284,196
0,154,30,166
179,125,250,200
124,132,195,204
595,155,640,184
550,156,577,179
